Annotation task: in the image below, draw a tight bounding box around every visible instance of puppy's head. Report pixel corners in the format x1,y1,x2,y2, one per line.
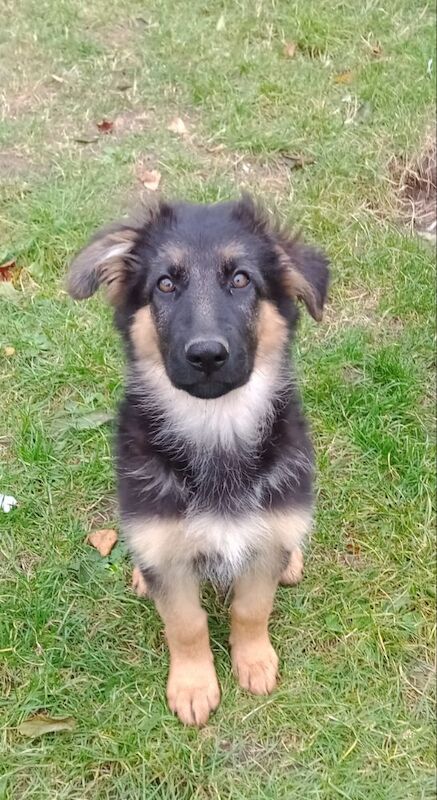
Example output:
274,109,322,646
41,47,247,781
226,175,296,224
68,196,329,399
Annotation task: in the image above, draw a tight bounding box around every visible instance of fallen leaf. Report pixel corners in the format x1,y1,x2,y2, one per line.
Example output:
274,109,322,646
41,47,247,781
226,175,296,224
167,116,188,135
116,81,133,91
135,165,161,191
370,42,383,58
4,346,15,356
88,528,118,557
283,41,297,59
96,119,114,134
0,259,16,281
334,70,353,84
51,409,113,435
18,714,76,738
346,541,361,556
216,13,226,31
279,152,315,170
135,16,157,29
0,493,17,512
74,135,99,145
205,143,226,154
73,411,114,430
362,37,383,58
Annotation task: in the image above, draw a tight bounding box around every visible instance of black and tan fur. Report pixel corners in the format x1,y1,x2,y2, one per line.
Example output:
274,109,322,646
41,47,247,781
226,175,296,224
68,196,329,726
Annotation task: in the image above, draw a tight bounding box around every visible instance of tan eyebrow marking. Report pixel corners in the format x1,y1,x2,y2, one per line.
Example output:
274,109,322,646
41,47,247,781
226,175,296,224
219,242,247,262
157,243,188,266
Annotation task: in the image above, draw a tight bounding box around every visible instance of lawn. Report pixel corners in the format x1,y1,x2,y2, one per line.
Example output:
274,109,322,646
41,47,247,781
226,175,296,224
0,1,435,797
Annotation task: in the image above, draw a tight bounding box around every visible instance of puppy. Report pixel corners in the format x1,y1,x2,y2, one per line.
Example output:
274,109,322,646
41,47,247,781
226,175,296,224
68,195,329,726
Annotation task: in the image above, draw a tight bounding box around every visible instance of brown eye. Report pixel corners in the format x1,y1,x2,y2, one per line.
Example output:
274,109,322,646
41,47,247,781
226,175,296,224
231,271,250,289
157,276,175,293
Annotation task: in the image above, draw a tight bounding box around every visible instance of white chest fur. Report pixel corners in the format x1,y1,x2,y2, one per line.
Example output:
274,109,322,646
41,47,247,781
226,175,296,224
124,508,312,578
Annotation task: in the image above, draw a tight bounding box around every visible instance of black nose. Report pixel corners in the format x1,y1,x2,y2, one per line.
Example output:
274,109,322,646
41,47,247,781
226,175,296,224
185,339,229,374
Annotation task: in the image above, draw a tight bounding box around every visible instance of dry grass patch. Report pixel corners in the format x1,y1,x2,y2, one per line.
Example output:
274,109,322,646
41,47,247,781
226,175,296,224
392,129,436,242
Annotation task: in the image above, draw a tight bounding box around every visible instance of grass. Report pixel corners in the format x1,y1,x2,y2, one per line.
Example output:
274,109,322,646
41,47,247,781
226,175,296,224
0,1,435,797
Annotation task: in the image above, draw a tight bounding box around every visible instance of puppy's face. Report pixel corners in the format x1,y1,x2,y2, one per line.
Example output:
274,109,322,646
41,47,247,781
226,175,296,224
129,204,276,398
68,197,329,399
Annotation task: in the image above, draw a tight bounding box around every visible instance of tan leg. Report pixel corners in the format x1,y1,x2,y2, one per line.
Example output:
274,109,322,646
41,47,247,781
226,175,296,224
131,565,149,597
280,547,304,586
230,569,279,695
155,573,220,726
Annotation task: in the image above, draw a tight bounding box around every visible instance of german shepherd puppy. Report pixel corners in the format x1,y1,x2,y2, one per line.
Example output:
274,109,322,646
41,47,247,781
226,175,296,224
68,195,329,726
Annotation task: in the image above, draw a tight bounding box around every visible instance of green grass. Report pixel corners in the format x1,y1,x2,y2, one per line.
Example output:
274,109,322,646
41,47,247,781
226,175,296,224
0,1,435,797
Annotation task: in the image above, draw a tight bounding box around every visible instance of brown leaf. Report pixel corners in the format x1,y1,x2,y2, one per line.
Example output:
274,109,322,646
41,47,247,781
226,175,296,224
279,152,315,170
75,135,99,145
18,714,76,738
370,42,383,58
346,540,361,556
205,143,226,154
96,119,114,134
0,259,16,282
4,346,15,356
167,116,188,135
334,70,353,84
135,164,161,191
87,528,118,557
283,41,297,59
362,38,383,58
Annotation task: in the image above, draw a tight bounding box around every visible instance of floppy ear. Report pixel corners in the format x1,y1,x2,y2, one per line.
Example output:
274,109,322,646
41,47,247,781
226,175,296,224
232,194,329,321
275,238,330,322
67,221,141,303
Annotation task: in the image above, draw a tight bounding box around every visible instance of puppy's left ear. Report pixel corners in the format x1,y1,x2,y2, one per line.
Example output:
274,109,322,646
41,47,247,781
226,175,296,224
275,237,330,322
67,221,140,304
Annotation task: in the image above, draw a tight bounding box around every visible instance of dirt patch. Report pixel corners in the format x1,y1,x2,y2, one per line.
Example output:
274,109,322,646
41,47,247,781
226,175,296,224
403,659,436,714
0,80,55,121
0,150,34,180
319,285,382,336
16,551,41,579
91,18,142,51
112,109,152,136
391,131,436,242
203,139,306,189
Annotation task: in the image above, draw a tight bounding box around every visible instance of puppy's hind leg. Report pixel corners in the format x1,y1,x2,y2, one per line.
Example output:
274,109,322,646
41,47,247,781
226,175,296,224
132,565,149,597
280,547,304,586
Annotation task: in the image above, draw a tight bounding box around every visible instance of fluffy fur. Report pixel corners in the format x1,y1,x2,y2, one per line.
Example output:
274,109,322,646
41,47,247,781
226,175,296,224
68,195,329,726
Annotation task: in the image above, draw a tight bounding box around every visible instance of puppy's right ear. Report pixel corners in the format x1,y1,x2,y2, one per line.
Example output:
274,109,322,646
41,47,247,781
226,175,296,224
67,221,141,303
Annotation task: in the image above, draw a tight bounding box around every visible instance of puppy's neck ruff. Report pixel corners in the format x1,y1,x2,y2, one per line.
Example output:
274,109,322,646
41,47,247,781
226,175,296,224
129,351,289,451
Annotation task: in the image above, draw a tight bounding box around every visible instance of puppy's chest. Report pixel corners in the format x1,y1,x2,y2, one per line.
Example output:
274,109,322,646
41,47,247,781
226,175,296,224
127,510,272,586
183,452,260,514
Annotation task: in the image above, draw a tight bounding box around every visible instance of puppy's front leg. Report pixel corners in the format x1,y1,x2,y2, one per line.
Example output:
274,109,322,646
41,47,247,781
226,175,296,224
230,568,279,695
155,572,220,726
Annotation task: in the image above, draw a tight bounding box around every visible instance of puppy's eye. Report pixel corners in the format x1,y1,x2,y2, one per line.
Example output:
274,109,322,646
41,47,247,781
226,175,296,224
231,271,250,289
157,276,175,293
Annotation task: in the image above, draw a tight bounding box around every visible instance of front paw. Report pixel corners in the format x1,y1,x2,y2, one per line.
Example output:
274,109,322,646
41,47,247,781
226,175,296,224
231,639,278,695
167,660,220,726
